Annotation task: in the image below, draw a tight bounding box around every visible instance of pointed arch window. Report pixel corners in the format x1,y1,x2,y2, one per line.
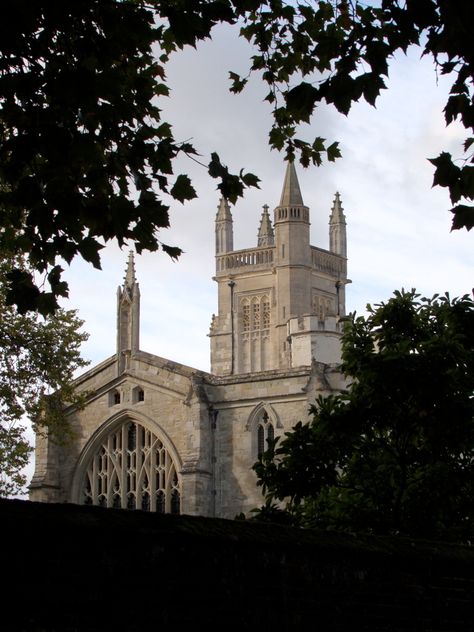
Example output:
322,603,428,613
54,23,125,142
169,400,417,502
262,297,270,329
109,389,121,406
239,294,272,372
132,386,145,403
81,421,180,514
257,411,275,458
312,293,335,320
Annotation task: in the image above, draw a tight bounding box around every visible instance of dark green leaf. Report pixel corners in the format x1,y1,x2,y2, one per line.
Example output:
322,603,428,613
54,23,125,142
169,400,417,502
451,204,474,231
170,174,197,203
285,82,319,123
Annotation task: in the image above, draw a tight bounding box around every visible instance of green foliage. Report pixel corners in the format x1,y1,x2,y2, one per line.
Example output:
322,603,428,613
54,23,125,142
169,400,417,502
236,0,474,230
0,254,89,496
0,0,260,313
1,1,473,312
253,290,474,542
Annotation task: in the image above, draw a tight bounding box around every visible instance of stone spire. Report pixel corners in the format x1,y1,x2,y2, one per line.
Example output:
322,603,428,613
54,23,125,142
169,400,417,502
123,250,136,291
215,197,233,255
279,161,304,206
257,204,274,246
329,192,347,257
216,196,232,222
117,251,140,373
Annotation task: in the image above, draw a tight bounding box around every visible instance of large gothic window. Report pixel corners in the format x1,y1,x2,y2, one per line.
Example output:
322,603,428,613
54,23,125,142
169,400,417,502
239,294,271,373
81,421,180,514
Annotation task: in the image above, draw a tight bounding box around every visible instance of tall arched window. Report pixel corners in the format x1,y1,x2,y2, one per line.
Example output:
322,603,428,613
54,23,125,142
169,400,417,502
239,293,271,372
81,421,180,514
257,411,275,458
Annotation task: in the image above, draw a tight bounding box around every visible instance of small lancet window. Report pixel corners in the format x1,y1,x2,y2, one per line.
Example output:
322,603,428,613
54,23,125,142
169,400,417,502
256,411,275,458
109,390,121,406
132,386,145,404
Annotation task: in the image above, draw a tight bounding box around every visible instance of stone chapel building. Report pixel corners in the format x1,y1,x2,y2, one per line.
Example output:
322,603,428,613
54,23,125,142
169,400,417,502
29,163,349,519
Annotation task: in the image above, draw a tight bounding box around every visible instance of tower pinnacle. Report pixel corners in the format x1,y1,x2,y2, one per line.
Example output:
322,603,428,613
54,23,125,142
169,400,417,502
123,250,137,290
279,162,304,206
329,192,347,257
330,192,346,224
216,197,232,221
257,204,274,246
215,197,233,256
117,251,140,373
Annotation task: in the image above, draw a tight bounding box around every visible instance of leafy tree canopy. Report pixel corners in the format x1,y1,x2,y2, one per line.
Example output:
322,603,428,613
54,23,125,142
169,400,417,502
253,290,474,542
1,1,472,313
0,253,89,496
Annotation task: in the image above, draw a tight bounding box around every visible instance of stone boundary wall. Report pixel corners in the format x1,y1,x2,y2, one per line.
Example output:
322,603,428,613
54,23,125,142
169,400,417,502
3,498,474,631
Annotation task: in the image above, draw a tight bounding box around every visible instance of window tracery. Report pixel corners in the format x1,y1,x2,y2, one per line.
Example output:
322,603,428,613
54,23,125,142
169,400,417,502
239,294,271,371
242,300,250,332
312,293,334,319
251,299,260,330
262,299,270,329
81,421,180,513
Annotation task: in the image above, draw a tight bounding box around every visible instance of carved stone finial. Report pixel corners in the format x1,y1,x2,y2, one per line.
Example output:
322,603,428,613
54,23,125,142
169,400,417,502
124,251,136,289
257,204,274,246
330,192,346,224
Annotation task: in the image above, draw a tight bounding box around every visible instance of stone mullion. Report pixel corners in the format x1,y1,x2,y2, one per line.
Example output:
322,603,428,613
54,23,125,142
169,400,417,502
120,424,127,509
150,438,157,512
135,426,144,510
141,440,152,511
106,434,114,507
164,451,171,513
91,453,99,505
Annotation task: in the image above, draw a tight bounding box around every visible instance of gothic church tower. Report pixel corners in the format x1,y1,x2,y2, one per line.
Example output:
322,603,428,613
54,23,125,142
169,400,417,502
29,161,350,520
210,163,348,375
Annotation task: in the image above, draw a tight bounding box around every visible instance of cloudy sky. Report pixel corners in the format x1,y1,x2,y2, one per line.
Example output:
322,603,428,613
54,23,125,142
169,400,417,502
60,23,471,374
18,22,473,492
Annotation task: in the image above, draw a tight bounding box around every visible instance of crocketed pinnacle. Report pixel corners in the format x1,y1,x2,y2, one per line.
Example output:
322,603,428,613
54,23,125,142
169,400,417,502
216,197,232,221
257,204,275,246
123,251,137,290
279,162,304,206
330,192,346,224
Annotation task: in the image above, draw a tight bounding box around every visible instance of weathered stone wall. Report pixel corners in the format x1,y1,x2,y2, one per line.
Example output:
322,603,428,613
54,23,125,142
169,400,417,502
3,498,474,631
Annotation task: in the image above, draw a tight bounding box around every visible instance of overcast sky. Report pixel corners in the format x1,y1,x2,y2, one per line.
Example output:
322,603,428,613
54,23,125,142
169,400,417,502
19,22,473,493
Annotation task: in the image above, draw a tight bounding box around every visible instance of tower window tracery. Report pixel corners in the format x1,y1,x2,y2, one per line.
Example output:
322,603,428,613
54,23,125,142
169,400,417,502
251,299,260,330
312,293,334,319
242,300,250,332
239,294,271,372
262,299,270,329
81,421,180,513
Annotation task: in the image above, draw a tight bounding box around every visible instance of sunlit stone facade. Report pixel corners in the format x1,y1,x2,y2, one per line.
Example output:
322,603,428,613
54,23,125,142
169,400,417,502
30,164,349,518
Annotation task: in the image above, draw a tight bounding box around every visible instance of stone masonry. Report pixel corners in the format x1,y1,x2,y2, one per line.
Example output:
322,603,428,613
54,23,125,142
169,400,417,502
30,164,349,519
